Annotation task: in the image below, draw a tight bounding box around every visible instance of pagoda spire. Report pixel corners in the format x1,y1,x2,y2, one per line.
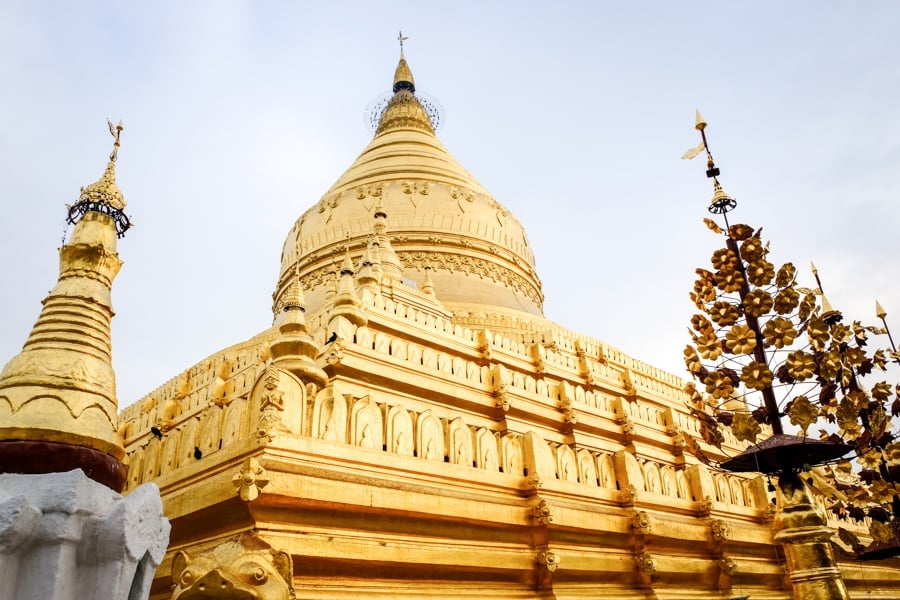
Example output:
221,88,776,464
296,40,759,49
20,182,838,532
0,120,131,491
324,246,367,343
269,269,328,389
372,197,403,282
393,30,414,93
377,37,434,136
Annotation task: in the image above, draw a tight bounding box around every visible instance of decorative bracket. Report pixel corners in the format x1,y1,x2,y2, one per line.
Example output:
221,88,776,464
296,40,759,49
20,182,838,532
537,550,560,573
635,551,657,578
632,510,653,535
232,457,269,502
532,499,553,525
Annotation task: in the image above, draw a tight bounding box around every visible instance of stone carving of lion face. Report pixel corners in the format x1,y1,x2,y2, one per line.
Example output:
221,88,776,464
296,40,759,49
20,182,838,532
171,533,294,600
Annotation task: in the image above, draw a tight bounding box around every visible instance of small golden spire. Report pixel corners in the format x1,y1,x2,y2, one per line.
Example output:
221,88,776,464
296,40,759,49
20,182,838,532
810,261,818,275
876,299,887,319
422,267,436,298
393,32,415,93
282,275,306,312
78,119,127,210
340,246,355,276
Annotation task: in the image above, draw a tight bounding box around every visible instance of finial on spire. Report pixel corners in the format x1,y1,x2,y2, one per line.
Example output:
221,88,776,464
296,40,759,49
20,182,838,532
694,110,707,131
392,32,415,94
107,118,123,162
67,119,132,237
683,110,737,215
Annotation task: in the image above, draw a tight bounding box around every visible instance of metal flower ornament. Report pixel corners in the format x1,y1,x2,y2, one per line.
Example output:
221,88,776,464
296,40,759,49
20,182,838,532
682,112,900,559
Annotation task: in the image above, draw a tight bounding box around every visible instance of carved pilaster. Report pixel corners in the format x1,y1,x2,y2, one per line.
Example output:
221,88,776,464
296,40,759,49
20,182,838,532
529,342,545,374
491,363,510,412
477,329,493,363
557,381,577,425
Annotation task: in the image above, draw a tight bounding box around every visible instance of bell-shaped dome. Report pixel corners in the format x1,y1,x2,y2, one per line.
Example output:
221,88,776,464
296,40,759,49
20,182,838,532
274,54,543,318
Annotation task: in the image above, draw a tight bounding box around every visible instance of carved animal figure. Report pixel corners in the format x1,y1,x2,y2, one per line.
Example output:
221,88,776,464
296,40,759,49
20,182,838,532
171,533,295,599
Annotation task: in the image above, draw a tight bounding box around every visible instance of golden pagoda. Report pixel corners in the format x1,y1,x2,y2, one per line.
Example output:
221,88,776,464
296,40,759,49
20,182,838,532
0,120,131,491
113,50,900,599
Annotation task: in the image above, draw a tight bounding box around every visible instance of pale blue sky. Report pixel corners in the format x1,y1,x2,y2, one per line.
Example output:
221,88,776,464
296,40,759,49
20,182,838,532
1,2,898,406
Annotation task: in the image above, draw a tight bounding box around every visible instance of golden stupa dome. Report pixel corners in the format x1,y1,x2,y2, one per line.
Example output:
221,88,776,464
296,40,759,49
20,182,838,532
274,53,543,317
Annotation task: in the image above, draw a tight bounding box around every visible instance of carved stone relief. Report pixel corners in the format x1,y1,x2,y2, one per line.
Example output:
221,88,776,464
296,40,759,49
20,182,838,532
351,396,383,450
417,410,444,461
387,405,414,456
448,417,472,467
171,533,295,600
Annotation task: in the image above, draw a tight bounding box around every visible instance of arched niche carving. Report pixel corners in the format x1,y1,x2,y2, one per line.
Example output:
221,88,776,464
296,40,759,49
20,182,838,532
661,465,677,498
714,474,730,503
127,447,144,489
356,326,374,350
676,469,691,500
197,406,223,457
407,344,423,365
729,477,745,506
158,429,181,476
742,480,756,507
248,367,306,437
222,397,247,449
387,405,414,456
176,418,199,468
437,352,452,374
423,348,437,370
643,461,662,494
597,453,616,489
557,444,578,482
501,433,524,476
142,437,161,482
577,449,598,486
391,339,408,361
452,356,465,378
465,361,479,382
448,417,473,467
374,332,390,355
312,385,348,443
512,372,524,389
475,428,499,472
351,396,384,450
417,410,444,461
575,386,586,403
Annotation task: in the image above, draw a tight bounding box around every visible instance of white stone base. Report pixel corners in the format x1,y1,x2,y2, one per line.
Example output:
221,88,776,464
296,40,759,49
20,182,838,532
0,469,169,600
